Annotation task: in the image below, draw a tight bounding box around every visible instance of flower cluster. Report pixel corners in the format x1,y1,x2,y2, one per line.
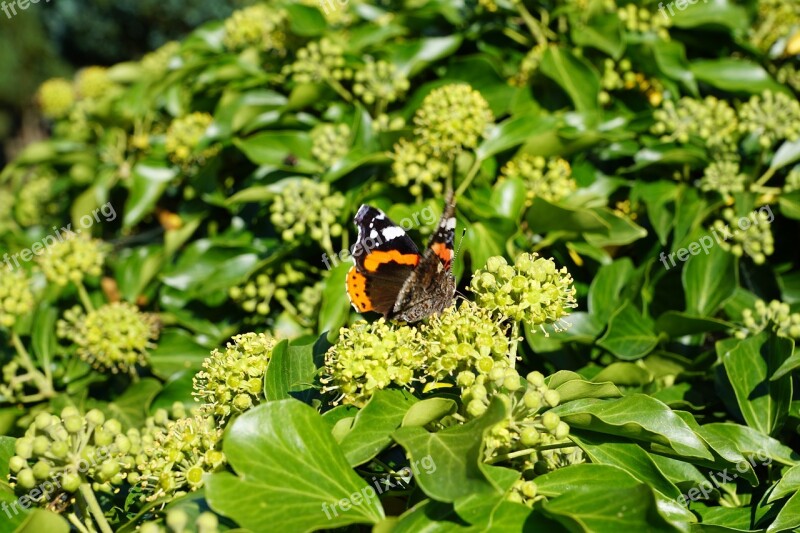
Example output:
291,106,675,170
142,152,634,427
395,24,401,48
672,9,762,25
785,167,800,192
57,302,160,374
736,299,800,340
283,38,351,84
390,138,450,200
0,268,34,329
164,112,221,169
13,169,59,227
193,332,276,424
750,0,800,53
617,3,670,39
501,155,576,204
413,84,494,157
135,410,225,501
353,59,410,105
651,96,740,155
323,255,576,406
469,254,577,330
0,188,15,233
323,319,426,407
230,263,307,316
424,301,511,382
738,91,800,149
699,160,747,196
37,78,75,119
222,5,287,53
455,369,582,505
711,208,774,265
269,179,344,250
75,67,116,101
372,113,405,133
9,408,132,499
141,41,180,77
38,233,106,287
311,123,351,167
774,63,800,93
599,58,663,107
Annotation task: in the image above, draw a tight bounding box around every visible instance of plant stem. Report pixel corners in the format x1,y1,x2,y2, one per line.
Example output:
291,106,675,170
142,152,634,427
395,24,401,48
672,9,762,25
328,79,353,103
67,513,91,533
11,333,52,398
514,1,547,45
79,483,113,533
754,166,777,188
75,281,95,312
454,157,482,199
508,321,521,367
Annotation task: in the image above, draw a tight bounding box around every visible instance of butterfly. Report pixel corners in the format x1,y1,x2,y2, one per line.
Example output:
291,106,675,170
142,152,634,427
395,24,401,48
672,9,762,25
345,196,457,323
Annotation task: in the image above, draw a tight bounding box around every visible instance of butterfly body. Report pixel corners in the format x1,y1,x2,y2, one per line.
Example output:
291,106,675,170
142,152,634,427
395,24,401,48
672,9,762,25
346,198,456,322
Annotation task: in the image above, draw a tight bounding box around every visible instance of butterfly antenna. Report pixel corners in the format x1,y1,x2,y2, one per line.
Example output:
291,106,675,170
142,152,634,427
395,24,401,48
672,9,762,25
453,228,467,263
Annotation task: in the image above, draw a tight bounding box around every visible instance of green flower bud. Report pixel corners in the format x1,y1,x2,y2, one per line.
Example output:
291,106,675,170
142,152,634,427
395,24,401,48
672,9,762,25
467,399,487,417
544,390,561,408
32,436,50,456
542,412,560,431
167,509,190,532
62,471,82,493
16,469,36,489
86,409,105,427
9,456,27,473
520,427,541,446
64,415,84,434
196,512,219,533
32,460,51,480
15,437,34,459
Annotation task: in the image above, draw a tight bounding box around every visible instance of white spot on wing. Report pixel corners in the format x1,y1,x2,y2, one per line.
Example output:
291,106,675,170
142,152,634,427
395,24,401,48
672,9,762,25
382,226,406,241
375,213,386,220
369,229,378,239
445,218,456,230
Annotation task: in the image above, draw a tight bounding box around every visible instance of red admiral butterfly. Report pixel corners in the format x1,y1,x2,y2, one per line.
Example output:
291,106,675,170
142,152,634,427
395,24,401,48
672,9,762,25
346,196,456,323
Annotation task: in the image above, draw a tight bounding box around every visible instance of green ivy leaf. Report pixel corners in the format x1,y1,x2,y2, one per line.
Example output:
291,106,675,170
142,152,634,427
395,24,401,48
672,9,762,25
721,332,793,436
206,399,385,531
682,245,737,317
551,395,713,460
540,46,600,113
392,396,508,503
597,302,660,360
339,389,417,467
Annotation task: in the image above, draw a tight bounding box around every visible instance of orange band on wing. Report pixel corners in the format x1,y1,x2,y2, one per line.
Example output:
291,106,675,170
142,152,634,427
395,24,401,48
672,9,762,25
431,242,453,268
346,267,373,312
363,250,420,272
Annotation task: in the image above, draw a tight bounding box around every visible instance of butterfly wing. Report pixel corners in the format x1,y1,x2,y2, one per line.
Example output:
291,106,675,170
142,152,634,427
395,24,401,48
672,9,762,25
346,205,421,316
